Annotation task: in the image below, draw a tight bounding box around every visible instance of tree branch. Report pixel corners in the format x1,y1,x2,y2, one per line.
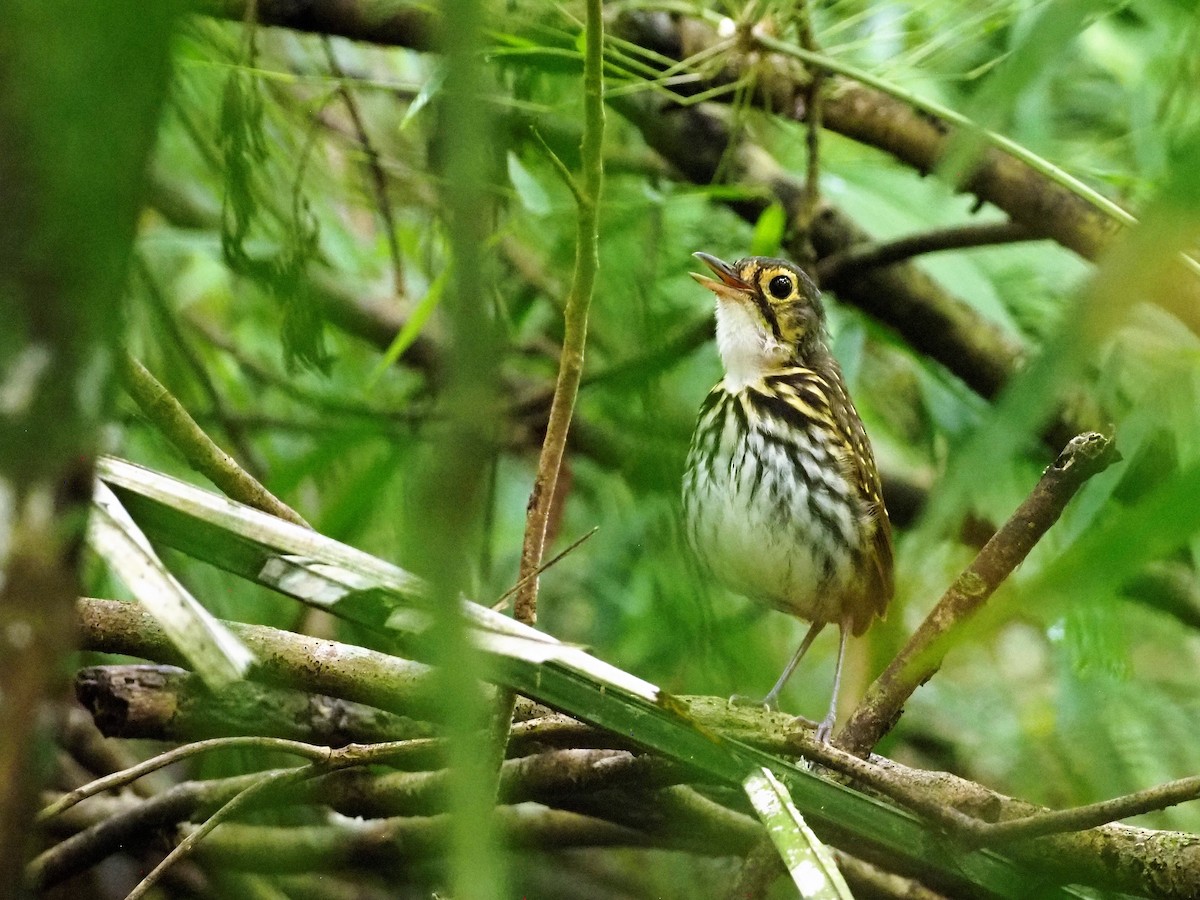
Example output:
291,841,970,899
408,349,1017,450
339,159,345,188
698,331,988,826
63,596,1200,898
838,433,1120,755
816,221,1039,285
75,664,433,746
513,0,605,627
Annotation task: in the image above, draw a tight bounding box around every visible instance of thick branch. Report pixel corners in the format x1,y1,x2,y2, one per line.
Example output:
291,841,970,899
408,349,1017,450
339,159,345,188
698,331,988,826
614,10,1119,264
76,664,432,746
838,433,1120,755
77,597,433,717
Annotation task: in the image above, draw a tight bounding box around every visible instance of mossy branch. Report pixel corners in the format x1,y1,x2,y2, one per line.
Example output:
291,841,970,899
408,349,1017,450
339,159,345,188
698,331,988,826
838,433,1120,756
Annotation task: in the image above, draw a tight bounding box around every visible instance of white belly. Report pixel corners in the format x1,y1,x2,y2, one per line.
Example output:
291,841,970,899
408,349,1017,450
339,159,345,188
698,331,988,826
683,392,860,623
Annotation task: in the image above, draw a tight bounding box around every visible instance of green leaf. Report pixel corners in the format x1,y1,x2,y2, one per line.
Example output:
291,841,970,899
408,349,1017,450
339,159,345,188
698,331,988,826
743,767,853,899
749,202,786,257
368,269,447,384
507,151,552,216
939,0,1097,183
399,63,446,131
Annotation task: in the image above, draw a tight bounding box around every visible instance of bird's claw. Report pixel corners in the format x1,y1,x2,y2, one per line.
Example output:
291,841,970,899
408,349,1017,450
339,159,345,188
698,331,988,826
814,714,836,744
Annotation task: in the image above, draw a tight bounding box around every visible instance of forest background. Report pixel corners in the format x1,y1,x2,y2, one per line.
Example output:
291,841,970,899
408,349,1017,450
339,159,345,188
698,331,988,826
4,0,1200,898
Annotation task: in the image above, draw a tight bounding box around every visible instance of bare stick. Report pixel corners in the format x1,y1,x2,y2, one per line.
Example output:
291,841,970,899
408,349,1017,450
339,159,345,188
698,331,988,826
118,352,310,527
978,775,1200,845
39,736,328,824
134,255,267,477
838,432,1119,755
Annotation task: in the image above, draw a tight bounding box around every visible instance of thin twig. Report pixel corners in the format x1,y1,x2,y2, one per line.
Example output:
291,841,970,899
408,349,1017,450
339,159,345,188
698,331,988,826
838,433,1120,755
817,221,1039,285
125,766,315,900
134,255,268,478
118,351,311,528
794,0,823,272
530,126,583,205
512,0,605,627
977,775,1200,845
38,737,329,824
493,527,599,610
321,36,406,293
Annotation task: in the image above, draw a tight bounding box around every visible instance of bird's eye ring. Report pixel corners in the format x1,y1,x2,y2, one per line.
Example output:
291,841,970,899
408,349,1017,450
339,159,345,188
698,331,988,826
767,274,793,299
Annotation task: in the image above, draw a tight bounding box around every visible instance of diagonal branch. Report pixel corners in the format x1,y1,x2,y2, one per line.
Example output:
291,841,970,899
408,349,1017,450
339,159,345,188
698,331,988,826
118,352,310,528
816,221,1039,285
838,433,1120,756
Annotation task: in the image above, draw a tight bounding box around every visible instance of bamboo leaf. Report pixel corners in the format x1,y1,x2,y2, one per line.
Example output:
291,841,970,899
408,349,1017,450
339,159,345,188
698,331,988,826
368,270,447,383
743,767,853,900
88,482,254,688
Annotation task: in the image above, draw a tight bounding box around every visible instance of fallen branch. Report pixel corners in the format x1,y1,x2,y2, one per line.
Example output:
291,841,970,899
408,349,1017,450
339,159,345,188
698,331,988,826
75,664,433,746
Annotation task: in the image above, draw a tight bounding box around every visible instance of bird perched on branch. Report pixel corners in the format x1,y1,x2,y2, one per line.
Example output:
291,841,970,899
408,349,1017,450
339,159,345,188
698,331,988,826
682,252,893,742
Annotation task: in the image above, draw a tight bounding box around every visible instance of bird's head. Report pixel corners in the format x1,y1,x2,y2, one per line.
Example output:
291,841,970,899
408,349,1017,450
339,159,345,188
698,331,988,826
691,252,826,389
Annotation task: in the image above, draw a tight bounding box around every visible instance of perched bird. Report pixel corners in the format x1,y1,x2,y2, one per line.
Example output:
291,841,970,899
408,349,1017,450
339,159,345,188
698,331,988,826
682,252,893,742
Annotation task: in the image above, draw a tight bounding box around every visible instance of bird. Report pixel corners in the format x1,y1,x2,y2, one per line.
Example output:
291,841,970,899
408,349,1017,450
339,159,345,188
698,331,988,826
682,252,894,742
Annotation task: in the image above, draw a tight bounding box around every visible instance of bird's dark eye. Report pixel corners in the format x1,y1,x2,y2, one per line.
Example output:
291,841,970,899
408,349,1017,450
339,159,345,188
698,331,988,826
767,274,793,299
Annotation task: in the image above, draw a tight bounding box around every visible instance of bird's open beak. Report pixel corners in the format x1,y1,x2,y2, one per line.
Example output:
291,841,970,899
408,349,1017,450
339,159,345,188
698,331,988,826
691,252,753,299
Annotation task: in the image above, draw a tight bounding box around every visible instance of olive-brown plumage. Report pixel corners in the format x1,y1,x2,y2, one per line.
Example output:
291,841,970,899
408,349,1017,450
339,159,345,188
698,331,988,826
682,252,893,741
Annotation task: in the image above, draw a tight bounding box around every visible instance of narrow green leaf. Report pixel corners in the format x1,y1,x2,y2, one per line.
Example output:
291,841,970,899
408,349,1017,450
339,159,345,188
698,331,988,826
938,0,1095,184
743,767,853,900
507,151,552,216
88,482,254,688
399,63,446,131
368,270,447,384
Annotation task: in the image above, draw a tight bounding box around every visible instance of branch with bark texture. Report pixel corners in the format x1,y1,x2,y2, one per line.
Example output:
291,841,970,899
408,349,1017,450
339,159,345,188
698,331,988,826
838,433,1120,755
513,0,605,627
65,596,1200,898
613,10,1117,263
76,664,433,746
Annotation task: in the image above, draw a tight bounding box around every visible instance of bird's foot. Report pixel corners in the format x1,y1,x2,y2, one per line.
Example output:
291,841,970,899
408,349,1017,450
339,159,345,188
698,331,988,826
814,713,837,744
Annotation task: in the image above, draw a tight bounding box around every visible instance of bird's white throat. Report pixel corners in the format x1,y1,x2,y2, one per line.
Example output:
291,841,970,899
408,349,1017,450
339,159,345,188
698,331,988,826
714,297,789,392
